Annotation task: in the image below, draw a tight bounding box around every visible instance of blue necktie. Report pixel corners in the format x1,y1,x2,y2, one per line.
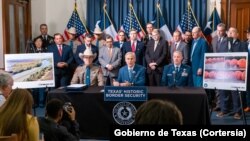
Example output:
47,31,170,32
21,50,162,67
85,66,91,86
70,40,73,49
128,69,133,81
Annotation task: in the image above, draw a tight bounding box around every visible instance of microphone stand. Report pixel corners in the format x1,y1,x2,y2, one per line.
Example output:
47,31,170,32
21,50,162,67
171,70,176,88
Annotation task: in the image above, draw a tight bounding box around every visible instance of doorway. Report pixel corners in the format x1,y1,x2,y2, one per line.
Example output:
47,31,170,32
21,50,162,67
2,0,31,54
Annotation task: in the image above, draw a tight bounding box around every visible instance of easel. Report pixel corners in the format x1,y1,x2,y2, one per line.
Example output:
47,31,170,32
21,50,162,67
237,88,247,125
32,85,48,116
209,87,217,118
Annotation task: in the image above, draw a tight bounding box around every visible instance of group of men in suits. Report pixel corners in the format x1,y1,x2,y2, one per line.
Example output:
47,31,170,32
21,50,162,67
32,23,205,89
210,23,249,120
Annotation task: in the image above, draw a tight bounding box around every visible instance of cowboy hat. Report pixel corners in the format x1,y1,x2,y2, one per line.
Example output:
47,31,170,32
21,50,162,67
79,49,96,58
93,27,103,34
67,27,77,34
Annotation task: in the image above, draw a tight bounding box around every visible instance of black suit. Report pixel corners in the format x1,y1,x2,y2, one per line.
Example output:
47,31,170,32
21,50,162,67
123,41,145,66
47,44,73,88
145,38,167,86
35,35,54,49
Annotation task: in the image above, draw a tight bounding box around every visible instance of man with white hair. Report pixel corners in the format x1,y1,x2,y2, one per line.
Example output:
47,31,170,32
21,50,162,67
0,71,14,106
113,52,145,86
190,26,208,87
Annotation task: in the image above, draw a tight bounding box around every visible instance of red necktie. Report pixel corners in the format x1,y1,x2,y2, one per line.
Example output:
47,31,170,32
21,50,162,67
58,45,62,56
131,42,136,52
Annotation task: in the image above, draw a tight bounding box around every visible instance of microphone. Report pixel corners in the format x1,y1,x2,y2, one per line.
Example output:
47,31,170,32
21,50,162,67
172,70,176,87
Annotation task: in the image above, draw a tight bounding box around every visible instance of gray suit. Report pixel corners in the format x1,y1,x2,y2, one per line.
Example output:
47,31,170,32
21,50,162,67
211,36,228,52
170,41,189,64
99,46,122,84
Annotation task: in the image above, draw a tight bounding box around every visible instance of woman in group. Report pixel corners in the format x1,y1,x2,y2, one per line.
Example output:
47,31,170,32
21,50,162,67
29,37,47,107
0,89,39,141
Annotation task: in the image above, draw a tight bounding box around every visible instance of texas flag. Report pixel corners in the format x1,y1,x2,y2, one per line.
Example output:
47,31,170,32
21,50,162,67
203,7,221,43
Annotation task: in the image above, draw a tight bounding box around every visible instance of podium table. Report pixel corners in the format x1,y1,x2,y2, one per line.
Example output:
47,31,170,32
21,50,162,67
48,86,210,139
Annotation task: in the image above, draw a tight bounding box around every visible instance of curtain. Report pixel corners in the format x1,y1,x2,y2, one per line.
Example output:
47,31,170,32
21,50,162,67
87,0,207,34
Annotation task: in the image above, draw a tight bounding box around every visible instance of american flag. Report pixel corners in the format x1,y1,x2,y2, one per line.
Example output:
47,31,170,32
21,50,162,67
177,9,198,34
120,11,145,41
63,6,87,43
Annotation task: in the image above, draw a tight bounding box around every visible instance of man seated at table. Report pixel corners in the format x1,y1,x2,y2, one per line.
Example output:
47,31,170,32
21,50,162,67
71,50,104,86
113,52,145,86
161,51,193,87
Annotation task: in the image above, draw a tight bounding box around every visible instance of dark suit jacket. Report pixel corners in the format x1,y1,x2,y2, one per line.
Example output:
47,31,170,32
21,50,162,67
229,38,248,52
123,41,145,66
74,44,99,65
113,41,125,50
47,44,73,75
117,64,145,86
161,64,193,87
145,38,167,73
35,35,54,49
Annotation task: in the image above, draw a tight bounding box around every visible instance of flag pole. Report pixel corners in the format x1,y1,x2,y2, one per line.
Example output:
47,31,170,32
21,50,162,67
156,1,159,28
188,0,209,43
212,1,217,32
75,0,89,33
103,1,114,26
129,3,146,34
103,0,106,29
157,1,167,27
187,0,191,31
129,0,132,31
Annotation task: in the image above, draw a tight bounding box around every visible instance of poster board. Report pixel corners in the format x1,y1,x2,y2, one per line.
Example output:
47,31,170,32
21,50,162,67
5,53,55,88
203,52,248,91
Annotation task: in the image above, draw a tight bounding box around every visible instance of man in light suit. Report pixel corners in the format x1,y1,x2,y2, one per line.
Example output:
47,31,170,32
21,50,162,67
211,23,228,53
123,29,145,66
47,33,73,88
170,30,189,64
145,29,167,86
71,50,104,86
113,52,145,86
99,35,122,85
161,51,192,87
190,26,208,87
75,34,98,65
